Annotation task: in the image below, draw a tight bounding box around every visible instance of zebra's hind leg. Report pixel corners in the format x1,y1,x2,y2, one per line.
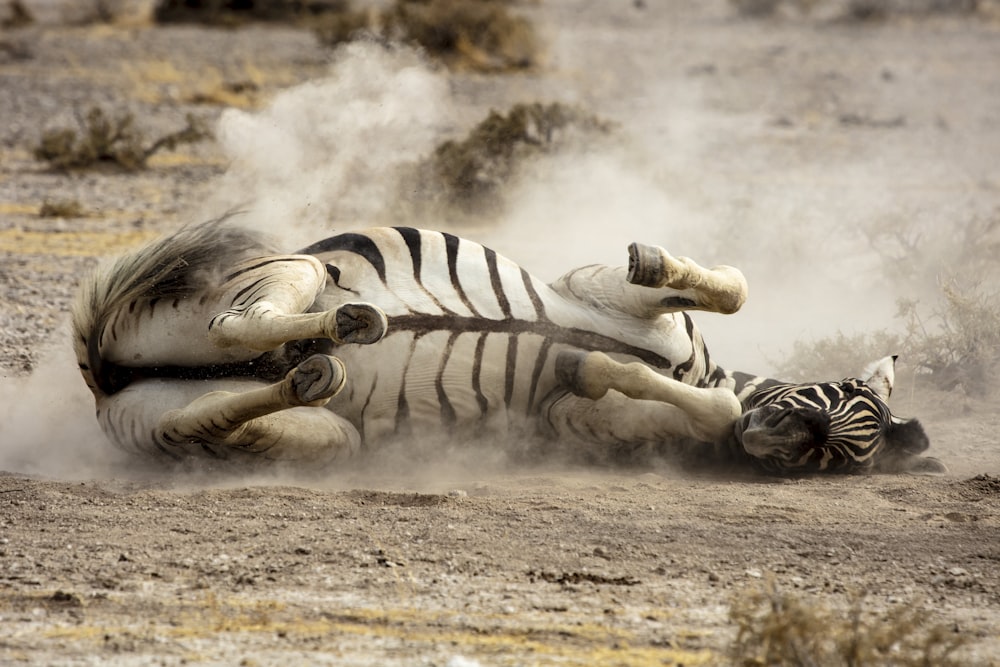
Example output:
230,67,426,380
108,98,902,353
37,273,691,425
209,301,388,352
627,243,747,315
198,253,387,353
550,247,746,320
554,350,741,443
97,354,361,463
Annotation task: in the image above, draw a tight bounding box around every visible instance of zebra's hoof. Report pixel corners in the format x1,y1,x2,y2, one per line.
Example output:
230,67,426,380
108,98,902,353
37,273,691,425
626,242,666,287
291,354,346,405
334,303,388,345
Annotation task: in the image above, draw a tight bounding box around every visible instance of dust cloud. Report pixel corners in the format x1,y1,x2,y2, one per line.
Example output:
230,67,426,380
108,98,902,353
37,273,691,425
0,331,131,480
198,38,925,379
0,27,967,481
200,41,454,250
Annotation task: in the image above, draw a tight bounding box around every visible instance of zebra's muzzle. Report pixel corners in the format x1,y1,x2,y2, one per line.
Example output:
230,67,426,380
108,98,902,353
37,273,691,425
736,405,830,463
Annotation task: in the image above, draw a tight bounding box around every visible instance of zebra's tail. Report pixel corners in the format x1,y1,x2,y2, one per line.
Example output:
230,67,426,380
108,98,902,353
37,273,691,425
71,215,276,398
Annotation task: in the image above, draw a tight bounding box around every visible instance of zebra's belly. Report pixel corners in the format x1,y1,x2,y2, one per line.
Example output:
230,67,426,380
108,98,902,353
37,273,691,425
326,329,564,445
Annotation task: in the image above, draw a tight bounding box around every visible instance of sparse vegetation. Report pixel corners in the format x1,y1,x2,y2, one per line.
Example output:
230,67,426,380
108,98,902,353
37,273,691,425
729,580,967,666
729,0,988,20
155,0,350,25
315,0,540,72
398,102,614,218
34,107,209,171
777,215,1000,392
39,199,85,218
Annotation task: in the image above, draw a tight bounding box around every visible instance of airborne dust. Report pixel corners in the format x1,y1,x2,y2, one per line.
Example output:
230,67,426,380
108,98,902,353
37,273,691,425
1,11,995,481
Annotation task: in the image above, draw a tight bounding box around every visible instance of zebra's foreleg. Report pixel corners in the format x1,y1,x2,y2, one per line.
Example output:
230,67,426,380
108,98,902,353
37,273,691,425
555,350,741,443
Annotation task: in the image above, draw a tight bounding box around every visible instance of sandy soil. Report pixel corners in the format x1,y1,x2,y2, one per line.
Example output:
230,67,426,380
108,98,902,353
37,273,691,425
1,2,999,664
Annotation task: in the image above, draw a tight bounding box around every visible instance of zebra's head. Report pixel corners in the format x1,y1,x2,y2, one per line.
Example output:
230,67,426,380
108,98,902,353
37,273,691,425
734,356,946,475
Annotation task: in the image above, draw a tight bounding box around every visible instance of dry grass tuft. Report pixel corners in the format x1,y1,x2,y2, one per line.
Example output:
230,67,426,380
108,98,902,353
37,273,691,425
315,0,540,72
34,107,209,172
778,215,1000,392
397,102,614,218
729,580,967,666
154,0,350,26
729,0,987,21
39,199,86,218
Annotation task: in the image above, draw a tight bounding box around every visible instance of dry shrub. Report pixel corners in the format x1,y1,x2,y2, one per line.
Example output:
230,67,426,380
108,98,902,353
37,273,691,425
397,102,615,218
774,331,903,383
729,580,966,666
778,215,1000,393
154,0,349,25
34,107,208,171
315,0,540,72
896,285,1000,392
39,199,86,218
729,0,986,21
1,0,33,28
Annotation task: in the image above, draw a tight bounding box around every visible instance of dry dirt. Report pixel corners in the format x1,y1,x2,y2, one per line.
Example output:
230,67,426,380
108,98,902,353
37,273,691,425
1,2,1000,665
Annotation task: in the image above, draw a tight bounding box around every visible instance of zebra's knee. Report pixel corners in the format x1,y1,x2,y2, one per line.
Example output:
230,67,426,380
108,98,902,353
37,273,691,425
555,350,611,401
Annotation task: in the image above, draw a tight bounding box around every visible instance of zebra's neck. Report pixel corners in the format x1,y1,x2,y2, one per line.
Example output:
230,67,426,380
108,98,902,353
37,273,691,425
704,368,785,404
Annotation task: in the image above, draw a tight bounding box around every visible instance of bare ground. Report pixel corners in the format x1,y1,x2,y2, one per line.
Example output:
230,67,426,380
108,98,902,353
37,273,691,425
1,2,999,665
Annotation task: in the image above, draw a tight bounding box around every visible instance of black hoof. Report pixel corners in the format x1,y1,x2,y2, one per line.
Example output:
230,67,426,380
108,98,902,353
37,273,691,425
292,354,346,404
627,242,665,287
335,303,388,345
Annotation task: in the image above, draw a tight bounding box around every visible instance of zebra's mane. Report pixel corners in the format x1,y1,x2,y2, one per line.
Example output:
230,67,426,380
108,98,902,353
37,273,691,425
71,215,277,393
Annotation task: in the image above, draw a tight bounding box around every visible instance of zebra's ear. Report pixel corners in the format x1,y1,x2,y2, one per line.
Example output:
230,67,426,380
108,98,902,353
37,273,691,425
861,355,897,400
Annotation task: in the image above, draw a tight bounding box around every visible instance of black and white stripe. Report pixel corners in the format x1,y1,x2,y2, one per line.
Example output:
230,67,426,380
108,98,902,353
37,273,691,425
306,227,686,441
740,378,894,473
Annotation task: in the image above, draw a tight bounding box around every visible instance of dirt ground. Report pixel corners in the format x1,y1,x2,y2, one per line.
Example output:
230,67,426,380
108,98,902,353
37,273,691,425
1,2,1000,665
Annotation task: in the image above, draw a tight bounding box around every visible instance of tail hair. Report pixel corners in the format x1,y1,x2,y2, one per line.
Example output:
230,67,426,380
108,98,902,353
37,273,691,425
71,215,276,397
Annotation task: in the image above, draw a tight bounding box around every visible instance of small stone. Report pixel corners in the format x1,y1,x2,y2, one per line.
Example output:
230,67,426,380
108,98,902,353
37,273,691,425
448,489,467,498
948,567,968,577
745,568,763,579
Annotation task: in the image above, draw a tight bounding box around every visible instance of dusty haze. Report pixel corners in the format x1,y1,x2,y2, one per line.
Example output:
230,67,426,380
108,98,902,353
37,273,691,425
2,6,998,478
1,5,999,665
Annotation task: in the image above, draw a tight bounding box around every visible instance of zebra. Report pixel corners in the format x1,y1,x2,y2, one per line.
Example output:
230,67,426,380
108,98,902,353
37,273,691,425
71,219,944,475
